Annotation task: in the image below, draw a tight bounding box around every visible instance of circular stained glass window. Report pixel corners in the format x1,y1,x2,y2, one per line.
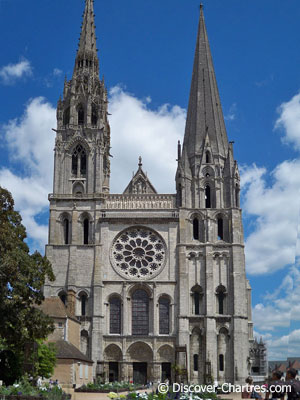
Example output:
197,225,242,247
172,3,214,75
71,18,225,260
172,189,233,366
110,227,167,280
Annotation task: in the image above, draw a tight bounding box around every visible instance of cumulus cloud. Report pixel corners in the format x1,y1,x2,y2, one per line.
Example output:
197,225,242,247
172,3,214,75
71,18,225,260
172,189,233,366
0,97,56,249
109,86,185,193
0,58,33,84
275,92,300,151
0,87,185,249
241,160,300,275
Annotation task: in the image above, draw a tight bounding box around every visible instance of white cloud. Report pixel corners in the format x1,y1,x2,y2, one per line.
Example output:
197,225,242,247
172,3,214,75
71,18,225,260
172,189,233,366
275,92,300,151
241,160,300,275
224,103,237,121
255,329,300,360
109,86,185,193
0,87,185,249
53,68,63,76
0,59,33,84
0,97,56,249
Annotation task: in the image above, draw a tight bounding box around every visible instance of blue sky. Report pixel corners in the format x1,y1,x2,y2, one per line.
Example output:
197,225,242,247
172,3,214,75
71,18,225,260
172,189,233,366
1,0,300,360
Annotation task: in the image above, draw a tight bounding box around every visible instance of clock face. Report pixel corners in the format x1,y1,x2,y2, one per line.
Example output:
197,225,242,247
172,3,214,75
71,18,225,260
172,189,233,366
110,226,167,280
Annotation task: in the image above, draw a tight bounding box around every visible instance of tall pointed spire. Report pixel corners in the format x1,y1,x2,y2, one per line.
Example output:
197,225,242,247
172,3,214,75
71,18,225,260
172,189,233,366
78,0,97,56
74,0,99,75
182,5,228,174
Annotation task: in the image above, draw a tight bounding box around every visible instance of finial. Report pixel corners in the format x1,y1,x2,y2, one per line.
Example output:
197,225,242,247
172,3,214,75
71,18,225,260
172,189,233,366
200,3,204,10
138,156,142,168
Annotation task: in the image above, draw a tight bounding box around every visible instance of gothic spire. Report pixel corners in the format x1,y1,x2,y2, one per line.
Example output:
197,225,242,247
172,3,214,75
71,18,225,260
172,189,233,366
74,0,99,75
182,5,229,174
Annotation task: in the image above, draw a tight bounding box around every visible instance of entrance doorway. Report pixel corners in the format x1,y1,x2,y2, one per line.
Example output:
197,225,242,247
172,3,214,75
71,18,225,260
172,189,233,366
162,362,171,382
133,362,147,384
109,362,119,382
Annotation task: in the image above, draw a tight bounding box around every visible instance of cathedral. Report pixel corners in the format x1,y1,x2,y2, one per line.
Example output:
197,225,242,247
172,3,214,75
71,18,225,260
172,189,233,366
44,0,267,385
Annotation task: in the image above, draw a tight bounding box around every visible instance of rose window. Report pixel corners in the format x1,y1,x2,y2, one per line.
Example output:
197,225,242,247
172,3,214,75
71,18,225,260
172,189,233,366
110,227,167,279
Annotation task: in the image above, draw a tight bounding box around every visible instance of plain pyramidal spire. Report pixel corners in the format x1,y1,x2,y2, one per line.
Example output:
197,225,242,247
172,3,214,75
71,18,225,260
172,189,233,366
182,4,229,173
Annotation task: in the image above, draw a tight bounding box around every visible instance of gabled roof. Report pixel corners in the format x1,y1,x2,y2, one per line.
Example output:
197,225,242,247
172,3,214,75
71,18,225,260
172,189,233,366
123,157,157,194
53,340,93,363
38,297,79,323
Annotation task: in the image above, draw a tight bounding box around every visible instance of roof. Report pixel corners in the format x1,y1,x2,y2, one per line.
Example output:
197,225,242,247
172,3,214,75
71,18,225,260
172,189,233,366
53,340,93,363
123,157,157,194
38,297,79,323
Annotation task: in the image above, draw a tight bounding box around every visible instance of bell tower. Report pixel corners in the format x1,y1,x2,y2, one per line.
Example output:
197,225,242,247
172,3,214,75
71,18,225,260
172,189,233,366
175,5,250,384
54,0,110,196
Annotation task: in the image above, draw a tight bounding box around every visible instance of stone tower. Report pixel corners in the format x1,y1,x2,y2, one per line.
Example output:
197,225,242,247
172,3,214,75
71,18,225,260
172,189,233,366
175,5,250,383
54,0,110,197
45,1,258,385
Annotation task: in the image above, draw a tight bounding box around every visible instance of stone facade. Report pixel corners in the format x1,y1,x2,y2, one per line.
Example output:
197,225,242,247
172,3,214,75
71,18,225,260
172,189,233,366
44,1,265,385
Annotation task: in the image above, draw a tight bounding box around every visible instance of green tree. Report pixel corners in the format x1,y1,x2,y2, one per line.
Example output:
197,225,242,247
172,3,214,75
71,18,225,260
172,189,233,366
35,341,57,379
0,186,55,383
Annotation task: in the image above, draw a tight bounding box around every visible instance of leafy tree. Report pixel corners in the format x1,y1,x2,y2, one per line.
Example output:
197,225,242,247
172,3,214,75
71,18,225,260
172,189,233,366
0,186,55,383
35,341,57,379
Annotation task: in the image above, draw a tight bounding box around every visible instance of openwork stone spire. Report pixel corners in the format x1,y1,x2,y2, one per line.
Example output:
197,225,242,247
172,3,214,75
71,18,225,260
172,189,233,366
182,5,229,175
74,0,99,75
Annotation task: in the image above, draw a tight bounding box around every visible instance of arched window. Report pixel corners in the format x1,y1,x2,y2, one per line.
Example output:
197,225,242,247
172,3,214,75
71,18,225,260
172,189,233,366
63,218,69,244
235,184,240,207
194,292,200,315
193,354,199,371
59,292,67,305
78,105,84,125
193,218,199,240
72,144,86,177
205,185,211,208
80,294,87,316
63,107,70,125
219,354,224,371
91,104,98,125
217,217,223,240
83,218,89,245
191,285,203,315
216,285,226,315
132,289,149,335
110,297,121,334
205,150,211,163
159,297,170,334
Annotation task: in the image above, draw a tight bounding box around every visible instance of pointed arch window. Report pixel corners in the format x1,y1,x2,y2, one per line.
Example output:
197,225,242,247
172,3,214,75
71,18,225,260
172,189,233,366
205,150,211,163
159,297,170,334
83,218,89,245
110,297,121,334
193,354,199,371
216,285,226,315
217,217,224,240
63,218,70,244
63,107,70,126
132,289,149,335
191,285,203,315
193,218,199,240
80,293,87,316
78,105,84,125
91,103,98,126
205,185,211,208
59,292,67,306
72,144,86,177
